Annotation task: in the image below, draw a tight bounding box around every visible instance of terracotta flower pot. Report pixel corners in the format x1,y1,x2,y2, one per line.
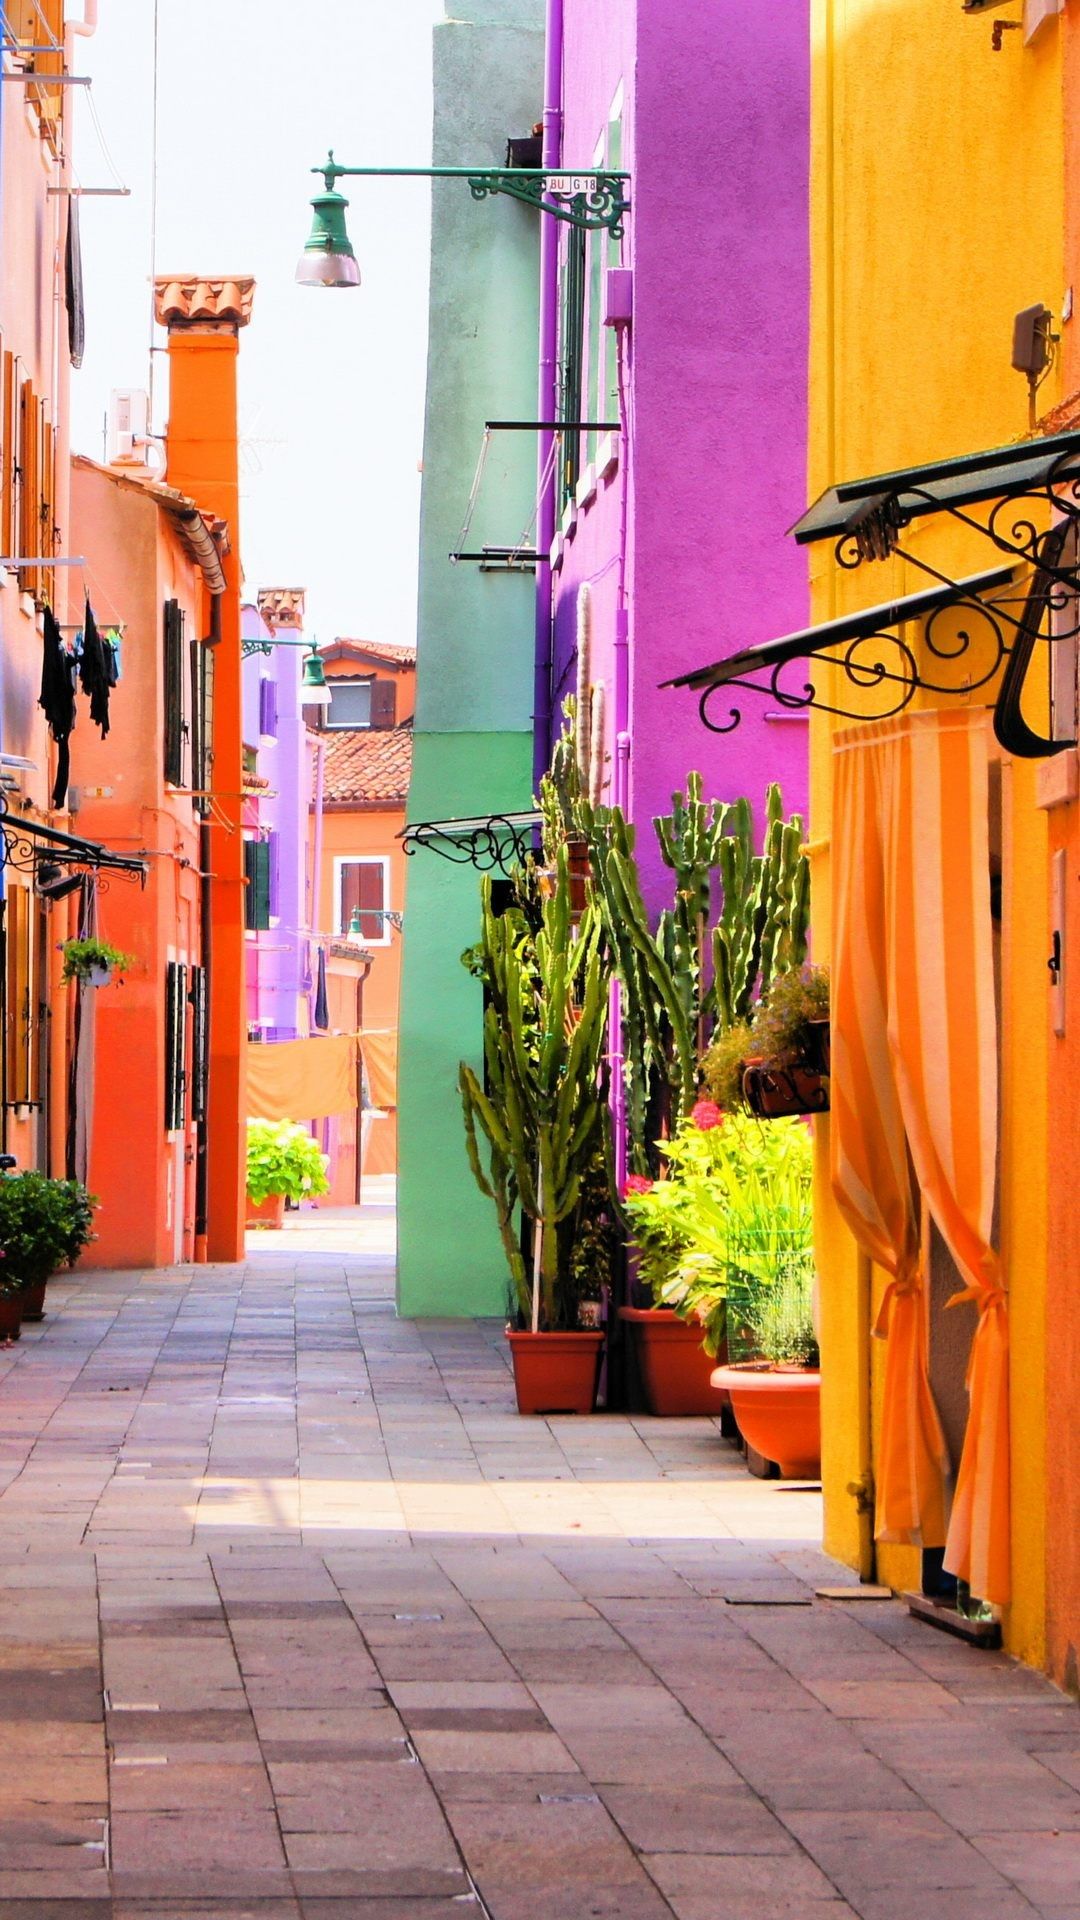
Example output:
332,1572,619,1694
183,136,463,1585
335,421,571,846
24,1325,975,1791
710,1364,821,1478
20,1276,48,1322
246,1190,286,1229
506,1329,603,1415
0,1293,24,1342
618,1306,724,1416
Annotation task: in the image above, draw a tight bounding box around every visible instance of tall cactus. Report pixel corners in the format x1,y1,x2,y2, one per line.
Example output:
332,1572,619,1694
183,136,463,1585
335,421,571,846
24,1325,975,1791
459,851,610,1328
579,780,810,1174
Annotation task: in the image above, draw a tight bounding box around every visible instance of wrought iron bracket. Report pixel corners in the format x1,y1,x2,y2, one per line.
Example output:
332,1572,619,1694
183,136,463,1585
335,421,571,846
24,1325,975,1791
400,812,541,876
316,155,631,237
0,802,148,886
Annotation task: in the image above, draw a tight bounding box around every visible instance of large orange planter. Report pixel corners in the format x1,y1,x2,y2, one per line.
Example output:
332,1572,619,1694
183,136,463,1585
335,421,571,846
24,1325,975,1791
618,1307,723,1416
506,1329,603,1414
710,1364,821,1478
0,1293,23,1342
246,1191,286,1229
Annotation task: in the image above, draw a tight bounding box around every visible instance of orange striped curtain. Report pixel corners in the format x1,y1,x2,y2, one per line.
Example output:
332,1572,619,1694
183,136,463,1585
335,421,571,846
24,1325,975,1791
832,708,1009,1605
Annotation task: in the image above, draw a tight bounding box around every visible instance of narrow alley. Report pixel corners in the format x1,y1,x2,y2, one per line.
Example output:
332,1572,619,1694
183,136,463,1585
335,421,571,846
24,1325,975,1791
0,1202,1076,1920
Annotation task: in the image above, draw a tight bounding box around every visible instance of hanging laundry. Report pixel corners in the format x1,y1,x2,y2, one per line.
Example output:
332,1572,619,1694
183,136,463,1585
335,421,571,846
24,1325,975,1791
314,947,330,1031
79,599,112,738
39,606,76,809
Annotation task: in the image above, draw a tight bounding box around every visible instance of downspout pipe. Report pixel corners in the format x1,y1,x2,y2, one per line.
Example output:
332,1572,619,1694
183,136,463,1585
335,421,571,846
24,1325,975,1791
532,0,564,790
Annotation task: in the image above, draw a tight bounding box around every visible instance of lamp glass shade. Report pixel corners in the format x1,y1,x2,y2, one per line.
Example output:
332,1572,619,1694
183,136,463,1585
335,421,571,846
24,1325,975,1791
300,649,333,710
296,187,361,289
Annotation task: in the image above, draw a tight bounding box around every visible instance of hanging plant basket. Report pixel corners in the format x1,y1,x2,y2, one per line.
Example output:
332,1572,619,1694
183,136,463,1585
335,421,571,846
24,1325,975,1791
742,1052,830,1120
60,939,136,986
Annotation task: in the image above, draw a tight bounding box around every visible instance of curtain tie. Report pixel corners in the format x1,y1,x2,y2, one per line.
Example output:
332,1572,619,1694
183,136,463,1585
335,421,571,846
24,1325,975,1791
946,1281,1007,1316
873,1259,921,1340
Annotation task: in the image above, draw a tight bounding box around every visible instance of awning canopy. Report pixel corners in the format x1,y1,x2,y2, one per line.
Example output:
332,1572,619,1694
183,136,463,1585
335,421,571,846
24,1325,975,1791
664,568,1016,695
790,429,1080,547
0,805,148,883
401,810,542,876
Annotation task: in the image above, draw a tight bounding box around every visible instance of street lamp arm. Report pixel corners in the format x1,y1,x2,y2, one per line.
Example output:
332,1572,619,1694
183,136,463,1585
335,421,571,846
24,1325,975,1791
311,151,630,237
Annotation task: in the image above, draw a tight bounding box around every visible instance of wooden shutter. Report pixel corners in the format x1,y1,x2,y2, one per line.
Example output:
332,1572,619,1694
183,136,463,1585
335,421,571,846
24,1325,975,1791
40,404,54,607
189,966,208,1124
259,676,278,739
18,379,38,596
244,839,271,931
190,636,215,811
559,229,587,503
369,678,397,730
164,961,188,1131
3,885,37,1107
340,860,386,941
163,600,186,786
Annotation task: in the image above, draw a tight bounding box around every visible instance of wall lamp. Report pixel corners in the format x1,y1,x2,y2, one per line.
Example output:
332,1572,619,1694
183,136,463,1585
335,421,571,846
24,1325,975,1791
240,633,333,710
296,150,631,289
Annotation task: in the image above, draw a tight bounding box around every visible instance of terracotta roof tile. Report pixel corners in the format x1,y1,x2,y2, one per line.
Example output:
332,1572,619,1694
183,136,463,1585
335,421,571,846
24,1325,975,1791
320,725,413,808
154,276,255,329
323,638,416,669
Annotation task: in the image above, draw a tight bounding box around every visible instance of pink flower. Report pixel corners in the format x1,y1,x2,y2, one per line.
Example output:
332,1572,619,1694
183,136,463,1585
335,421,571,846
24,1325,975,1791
691,1099,724,1131
622,1173,653,1197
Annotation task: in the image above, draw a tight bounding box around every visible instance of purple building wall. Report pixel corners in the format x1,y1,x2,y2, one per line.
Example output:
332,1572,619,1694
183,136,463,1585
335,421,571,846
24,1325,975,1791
547,0,809,906
241,601,309,1041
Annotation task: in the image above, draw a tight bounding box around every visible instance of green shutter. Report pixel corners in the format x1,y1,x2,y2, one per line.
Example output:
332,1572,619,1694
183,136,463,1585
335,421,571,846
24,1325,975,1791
559,228,586,506
244,838,271,931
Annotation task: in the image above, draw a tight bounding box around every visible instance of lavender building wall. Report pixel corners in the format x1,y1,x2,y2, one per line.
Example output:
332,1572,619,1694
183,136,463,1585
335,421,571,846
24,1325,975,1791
546,0,810,903
241,599,309,1041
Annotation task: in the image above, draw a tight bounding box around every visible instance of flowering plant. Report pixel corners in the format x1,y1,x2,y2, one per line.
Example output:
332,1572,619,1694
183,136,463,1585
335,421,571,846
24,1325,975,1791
622,1110,814,1359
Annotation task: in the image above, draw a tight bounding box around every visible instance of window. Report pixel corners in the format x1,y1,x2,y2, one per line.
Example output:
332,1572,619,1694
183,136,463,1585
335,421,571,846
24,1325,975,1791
558,228,587,506
244,838,272,931
189,966,208,1125
258,675,278,741
335,857,390,944
190,636,214,814
326,678,372,729
163,599,187,786
2,884,42,1108
165,960,188,1132
8,2,65,150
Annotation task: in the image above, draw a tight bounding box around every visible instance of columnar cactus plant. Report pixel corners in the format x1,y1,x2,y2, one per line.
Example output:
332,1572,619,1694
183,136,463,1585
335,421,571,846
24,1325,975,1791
459,850,610,1329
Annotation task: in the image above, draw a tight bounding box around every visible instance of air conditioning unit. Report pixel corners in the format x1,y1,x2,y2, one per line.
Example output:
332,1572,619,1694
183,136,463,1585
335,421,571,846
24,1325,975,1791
109,388,150,465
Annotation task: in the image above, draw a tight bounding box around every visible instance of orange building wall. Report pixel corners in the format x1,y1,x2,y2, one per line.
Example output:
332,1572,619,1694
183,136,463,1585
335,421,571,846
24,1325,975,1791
68,459,203,1267
1045,7,1080,1696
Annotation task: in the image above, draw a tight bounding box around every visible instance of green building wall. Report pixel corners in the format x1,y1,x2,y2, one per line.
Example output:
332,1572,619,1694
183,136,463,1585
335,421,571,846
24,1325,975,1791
397,0,544,1318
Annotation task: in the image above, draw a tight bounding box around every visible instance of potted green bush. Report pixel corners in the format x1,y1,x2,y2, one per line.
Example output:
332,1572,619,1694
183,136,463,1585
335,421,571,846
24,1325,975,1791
246,1120,330,1228
460,855,611,1414
0,1172,98,1334
60,937,136,988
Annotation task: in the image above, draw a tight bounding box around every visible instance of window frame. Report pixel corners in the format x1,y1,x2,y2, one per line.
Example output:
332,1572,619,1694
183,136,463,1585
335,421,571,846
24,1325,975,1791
333,854,392,946
324,677,374,731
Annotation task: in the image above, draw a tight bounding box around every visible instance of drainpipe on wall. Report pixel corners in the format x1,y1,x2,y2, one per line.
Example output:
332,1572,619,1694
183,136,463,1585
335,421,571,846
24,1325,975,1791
532,0,564,790
610,317,633,1190
309,734,327,1026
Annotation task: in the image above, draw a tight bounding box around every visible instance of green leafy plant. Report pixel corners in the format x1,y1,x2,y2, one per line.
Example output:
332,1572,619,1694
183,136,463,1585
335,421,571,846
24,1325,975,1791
246,1120,329,1205
60,937,136,983
750,964,830,1063
0,1172,97,1293
622,1110,814,1360
459,852,611,1330
699,1019,756,1114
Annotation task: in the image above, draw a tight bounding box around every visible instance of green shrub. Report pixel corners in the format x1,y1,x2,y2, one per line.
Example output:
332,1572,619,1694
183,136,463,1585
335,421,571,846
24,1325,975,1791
246,1121,330,1205
0,1173,98,1293
60,938,136,983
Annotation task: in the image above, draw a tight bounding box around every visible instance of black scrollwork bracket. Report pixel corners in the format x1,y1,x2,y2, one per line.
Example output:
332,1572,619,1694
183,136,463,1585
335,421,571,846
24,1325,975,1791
0,803,148,888
401,816,538,876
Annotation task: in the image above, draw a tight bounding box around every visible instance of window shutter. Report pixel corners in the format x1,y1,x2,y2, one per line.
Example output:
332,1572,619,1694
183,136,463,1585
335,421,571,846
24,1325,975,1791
41,409,55,608
189,966,208,1123
3,884,36,1107
259,676,278,740
338,860,387,941
1,347,12,562
267,830,280,920
244,839,271,931
559,229,587,504
165,960,188,1131
163,600,186,786
18,378,38,597
369,678,396,730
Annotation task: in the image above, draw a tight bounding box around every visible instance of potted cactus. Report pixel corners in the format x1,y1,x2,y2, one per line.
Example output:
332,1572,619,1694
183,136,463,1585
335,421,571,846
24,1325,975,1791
460,853,611,1413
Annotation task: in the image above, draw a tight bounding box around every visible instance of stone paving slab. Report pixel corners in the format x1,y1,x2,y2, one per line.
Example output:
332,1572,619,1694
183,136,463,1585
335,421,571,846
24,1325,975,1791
0,1210,1076,1918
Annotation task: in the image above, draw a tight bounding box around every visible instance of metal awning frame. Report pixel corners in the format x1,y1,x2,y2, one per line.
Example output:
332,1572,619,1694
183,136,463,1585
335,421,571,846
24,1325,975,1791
0,806,148,886
676,434,1080,758
400,810,542,876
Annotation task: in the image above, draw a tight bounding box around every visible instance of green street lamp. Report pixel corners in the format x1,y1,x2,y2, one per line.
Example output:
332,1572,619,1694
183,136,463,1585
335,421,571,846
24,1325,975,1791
296,150,630,288
300,647,332,708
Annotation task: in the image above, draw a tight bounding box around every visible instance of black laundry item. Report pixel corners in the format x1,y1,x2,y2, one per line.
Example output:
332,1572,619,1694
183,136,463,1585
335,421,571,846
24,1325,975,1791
314,947,329,1032
39,605,76,809
66,197,85,369
79,598,112,737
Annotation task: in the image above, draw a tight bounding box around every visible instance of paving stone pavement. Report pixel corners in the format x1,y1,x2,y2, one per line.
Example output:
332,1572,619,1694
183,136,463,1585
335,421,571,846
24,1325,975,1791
0,1196,1076,1920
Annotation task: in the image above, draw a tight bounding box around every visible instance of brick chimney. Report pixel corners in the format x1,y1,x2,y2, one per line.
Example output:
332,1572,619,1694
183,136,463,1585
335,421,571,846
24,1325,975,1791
154,274,254,1263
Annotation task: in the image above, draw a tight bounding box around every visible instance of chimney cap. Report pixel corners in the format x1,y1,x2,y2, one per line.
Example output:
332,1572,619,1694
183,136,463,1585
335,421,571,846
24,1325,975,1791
257,588,307,630
154,276,255,330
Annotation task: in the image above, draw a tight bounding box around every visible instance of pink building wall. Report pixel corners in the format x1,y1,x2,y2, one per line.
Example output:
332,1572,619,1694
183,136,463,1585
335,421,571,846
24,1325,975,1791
549,0,810,903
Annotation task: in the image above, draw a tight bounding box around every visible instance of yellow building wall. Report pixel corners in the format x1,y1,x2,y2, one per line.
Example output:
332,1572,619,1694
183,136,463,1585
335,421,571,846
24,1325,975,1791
809,0,1062,1662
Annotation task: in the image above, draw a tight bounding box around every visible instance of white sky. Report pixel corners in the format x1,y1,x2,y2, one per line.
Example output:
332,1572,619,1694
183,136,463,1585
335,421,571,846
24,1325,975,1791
68,0,445,650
